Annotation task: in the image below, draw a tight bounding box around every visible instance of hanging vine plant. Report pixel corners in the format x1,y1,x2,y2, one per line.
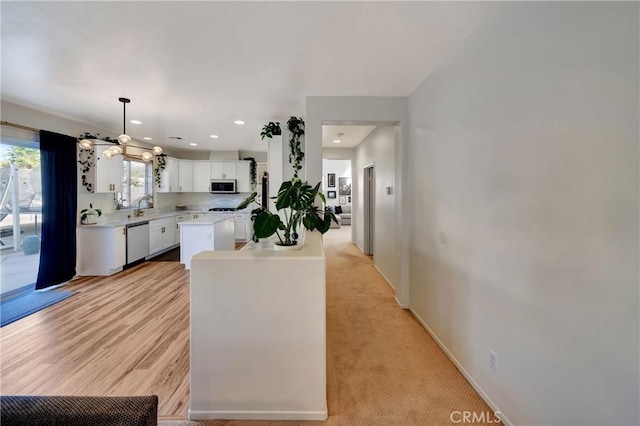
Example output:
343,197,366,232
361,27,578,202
77,148,95,192
78,132,119,144
287,116,305,179
243,157,257,188
154,154,167,186
260,122,281,140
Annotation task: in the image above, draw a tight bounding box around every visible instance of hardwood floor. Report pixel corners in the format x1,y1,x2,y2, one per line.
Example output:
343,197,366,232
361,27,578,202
0,259,191,419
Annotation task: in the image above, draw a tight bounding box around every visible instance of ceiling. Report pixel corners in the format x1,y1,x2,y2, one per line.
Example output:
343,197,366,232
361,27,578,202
322,125,377,149
1,2,501,152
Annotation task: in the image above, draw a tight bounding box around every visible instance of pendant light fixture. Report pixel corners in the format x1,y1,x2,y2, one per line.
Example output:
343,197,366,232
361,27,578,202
77,97,163,162
117,97,132,145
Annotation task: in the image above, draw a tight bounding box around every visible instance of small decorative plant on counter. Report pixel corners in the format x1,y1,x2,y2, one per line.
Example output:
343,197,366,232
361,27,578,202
287,116,305,179
260,121,281,140
237,178,338,248
80,203,102,225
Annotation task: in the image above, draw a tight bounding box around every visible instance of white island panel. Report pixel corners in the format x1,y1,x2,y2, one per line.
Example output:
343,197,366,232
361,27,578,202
179,215,235,269
189,231,327,421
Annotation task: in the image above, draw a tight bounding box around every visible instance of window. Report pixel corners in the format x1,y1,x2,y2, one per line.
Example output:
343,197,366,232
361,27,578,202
117,157,153,210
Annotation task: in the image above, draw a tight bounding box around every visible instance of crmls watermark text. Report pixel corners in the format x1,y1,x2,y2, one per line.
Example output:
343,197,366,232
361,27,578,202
450,410,502,424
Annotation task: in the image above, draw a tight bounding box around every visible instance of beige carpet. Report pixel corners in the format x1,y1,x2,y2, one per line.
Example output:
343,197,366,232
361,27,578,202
162,227,497,425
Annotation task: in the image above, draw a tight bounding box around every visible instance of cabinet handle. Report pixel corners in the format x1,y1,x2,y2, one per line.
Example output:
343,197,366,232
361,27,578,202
123,228,127,235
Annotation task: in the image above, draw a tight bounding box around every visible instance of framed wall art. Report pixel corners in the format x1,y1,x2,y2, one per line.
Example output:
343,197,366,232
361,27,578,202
338,177,351,196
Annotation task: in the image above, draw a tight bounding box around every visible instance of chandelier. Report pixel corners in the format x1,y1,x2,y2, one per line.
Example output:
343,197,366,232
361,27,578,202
78,97,163,162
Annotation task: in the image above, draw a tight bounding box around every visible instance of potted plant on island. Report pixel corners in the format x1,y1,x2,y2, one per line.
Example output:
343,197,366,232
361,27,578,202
237,178,338,249
80,203,102,225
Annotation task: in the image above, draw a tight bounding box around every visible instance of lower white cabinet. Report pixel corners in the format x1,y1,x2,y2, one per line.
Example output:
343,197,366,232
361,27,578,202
174,214,187,245
234,213,251,242
77,225,126,276
149,217,175,256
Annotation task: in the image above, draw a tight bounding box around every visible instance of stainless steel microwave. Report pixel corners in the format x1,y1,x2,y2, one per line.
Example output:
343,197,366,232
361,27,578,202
210,179,237,194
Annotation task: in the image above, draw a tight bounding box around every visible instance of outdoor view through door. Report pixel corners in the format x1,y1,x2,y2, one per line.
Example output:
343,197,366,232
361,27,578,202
0,138,42,295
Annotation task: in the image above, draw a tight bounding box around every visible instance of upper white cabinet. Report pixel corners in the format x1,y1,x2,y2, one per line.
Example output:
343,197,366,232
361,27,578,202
79,144,123,193
193,161,211,192
178,160,194,192
156,157,179,193
236,161,251,192
154,157,252,193
211,162,237,180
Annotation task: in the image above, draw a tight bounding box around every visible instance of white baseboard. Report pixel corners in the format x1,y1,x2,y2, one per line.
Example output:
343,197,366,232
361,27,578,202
188,410,328,421
374,265,408,309
374,264,395,290
409,308,512,426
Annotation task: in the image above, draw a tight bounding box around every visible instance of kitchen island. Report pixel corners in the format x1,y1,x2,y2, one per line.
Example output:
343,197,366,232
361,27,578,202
179,215,235,269
189,231,326,421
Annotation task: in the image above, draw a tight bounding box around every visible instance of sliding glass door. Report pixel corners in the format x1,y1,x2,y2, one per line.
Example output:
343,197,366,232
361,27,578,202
0,136,41,296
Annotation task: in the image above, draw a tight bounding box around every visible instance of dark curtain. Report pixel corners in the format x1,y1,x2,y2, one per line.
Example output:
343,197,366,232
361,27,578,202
35,131,77,290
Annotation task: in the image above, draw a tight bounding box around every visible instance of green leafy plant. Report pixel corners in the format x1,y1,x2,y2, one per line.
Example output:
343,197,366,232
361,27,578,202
154,154,167,186
287,117,305,178
78,132,119,144
260,122,281,140
243,156,257,188
237,178,337,247
80,203,102,224
77,148,95,192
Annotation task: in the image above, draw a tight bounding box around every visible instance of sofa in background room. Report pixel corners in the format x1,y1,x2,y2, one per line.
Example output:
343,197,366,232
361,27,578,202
335,204,351,226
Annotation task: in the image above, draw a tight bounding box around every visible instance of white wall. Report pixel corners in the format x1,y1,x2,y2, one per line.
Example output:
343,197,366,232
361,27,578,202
321,159,350,207
407,3,639,425
354,126,400,290
306,96,409,306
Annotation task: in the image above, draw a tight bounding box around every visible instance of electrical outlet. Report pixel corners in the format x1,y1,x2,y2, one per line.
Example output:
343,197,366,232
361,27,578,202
439,232,447,244
489,350,498,372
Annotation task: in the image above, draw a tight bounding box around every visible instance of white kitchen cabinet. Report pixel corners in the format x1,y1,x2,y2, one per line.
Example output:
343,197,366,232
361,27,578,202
156,157,180,193
179,216,235,269
190,212,204,220
193,161,211,192
179,160,194,192
149,217,175,256
174,214,187,245
234,213,249,241
211,161,237,179
83,144,123,193
76,225,127,275
236,161,251,192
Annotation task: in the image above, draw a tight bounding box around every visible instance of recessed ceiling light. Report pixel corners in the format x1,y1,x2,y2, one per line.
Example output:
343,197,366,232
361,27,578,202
143,137,152,140
234,120,245,125
130,120,142,125
189,143,198,146
333,139,341,144
209,134,219,138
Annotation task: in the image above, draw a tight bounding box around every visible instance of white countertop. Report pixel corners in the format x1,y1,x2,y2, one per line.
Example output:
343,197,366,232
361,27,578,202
78,209,249,228
179,215,234,226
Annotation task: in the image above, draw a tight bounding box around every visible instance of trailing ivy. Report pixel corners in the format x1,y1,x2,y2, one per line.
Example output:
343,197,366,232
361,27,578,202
287,116,305,179
154,154,167,187
260,122,281,140
77,148,95,192
243,157,257,188
77,132,118,192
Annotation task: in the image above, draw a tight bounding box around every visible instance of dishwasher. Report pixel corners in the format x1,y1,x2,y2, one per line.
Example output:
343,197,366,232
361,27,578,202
126,221,150,265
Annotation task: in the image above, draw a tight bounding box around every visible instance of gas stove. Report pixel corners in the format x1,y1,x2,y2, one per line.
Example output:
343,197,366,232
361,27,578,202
209,207,237,212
